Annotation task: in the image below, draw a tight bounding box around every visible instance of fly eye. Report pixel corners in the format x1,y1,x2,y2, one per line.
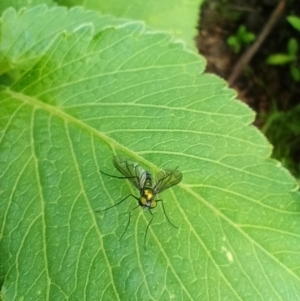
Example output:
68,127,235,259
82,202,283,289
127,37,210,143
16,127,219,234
150,201,157,208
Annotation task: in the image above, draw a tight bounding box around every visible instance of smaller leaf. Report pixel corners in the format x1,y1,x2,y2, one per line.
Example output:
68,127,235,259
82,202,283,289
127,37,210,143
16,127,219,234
244,32,255,43
266,53,296,65
290,65,300,81
227,36,240,53
287,38,298,56
237,25,255,43
287,15,300,31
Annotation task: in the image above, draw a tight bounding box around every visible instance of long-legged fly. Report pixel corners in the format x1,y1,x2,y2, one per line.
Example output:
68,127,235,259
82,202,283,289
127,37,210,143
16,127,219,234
96,156,182,249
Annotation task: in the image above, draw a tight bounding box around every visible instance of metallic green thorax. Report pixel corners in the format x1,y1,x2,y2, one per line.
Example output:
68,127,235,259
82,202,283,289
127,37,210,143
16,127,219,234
139,171,157,209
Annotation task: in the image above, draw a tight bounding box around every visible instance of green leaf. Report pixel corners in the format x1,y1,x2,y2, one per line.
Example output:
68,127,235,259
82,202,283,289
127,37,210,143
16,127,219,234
1,5,300,301
237,25,255,44
287,38,298,56
290,65,300,82
0,0,54,13
227,36,241,53
55,0,204,47
287,15,300,32
266,53,296,65
227,25,255,54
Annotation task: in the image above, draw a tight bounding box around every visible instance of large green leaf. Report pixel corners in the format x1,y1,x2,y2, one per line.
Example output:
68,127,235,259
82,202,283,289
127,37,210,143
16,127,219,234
0,0,54,13
1,5,300,301
55,0,203,47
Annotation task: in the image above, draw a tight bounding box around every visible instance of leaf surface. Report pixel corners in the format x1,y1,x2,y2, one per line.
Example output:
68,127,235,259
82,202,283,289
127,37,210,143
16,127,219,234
0,5,300,301
56,0,203,47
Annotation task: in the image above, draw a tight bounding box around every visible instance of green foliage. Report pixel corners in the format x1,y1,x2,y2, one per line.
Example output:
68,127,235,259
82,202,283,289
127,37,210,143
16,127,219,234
0,3,300,301
263,16,300,173
0,0,54,12
266,38,298,64
263,104,300,178
227,25,256,53
55,0,204,47
287,15,300,31
266,15,300,82
266,38,300,81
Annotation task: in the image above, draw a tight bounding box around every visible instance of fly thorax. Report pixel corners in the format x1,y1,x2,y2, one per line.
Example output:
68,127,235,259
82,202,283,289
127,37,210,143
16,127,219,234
139,188,156,208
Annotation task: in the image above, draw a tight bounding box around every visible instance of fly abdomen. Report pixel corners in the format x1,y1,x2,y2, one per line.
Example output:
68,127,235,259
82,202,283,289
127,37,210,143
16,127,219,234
144,171,152,188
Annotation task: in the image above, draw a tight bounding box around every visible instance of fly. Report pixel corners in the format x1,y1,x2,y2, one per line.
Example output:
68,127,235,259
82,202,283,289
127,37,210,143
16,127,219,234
97,155,183,249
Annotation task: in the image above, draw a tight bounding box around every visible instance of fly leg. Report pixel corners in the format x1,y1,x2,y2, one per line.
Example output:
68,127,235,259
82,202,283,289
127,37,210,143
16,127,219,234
95,194,138,212
100,170,138,181
156,199,178,229
119,202,140,241
144,210,154,251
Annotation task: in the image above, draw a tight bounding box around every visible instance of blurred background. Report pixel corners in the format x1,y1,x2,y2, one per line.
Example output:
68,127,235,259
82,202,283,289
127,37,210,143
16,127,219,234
197,0,300,179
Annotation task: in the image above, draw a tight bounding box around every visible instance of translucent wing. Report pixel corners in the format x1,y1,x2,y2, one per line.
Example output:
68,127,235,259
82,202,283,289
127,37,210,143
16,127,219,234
154,169,182,194
113,156,147,190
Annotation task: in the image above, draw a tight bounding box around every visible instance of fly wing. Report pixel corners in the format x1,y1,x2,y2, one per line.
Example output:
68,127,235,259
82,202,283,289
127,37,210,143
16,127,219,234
154,169,182,194
113,156,146,190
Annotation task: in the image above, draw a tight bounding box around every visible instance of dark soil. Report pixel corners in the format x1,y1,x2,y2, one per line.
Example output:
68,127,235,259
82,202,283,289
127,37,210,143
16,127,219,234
197,0,300,176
